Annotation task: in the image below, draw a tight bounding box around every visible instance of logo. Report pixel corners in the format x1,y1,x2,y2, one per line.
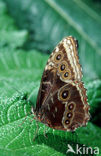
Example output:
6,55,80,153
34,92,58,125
66,144,99,155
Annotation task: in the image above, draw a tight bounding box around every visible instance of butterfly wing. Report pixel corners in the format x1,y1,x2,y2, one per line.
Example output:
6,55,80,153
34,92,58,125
45,36,82,81
36,36,81,111
40,81,90,131
35,36,90,131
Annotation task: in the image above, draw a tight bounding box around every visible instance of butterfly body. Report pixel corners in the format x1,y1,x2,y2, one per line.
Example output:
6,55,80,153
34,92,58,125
33,36,90,131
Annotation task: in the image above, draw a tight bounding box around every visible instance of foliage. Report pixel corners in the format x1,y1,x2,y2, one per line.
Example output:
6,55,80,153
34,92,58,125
5,0,101,79
0,0,101,156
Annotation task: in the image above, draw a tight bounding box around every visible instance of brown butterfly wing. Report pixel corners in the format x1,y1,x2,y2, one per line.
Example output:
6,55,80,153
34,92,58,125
39,81,90,131
36,36,81,111
45,36,82,81
35,36,90,131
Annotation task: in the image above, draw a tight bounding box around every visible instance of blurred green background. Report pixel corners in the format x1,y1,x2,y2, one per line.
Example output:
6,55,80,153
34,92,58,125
0,0,101,156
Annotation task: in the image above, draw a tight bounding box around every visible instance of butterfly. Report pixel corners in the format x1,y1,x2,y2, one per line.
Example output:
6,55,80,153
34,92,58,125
32,36,90,131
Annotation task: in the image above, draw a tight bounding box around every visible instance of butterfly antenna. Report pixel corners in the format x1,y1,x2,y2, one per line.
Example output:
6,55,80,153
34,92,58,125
8,85,36,126
9,85,35,109
10,86,40,141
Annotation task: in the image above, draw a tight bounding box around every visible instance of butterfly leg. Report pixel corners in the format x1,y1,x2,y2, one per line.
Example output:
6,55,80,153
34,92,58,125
18,112,31,128
33,120,39,141
43,125,48,138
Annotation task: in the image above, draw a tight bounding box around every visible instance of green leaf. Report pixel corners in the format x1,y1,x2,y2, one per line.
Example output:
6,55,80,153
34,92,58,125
5,0,101,79
85,79,101,127
0,1,16,31
0,1,28,50
1,50,101,156
0,1,101,155
0,30,28,50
